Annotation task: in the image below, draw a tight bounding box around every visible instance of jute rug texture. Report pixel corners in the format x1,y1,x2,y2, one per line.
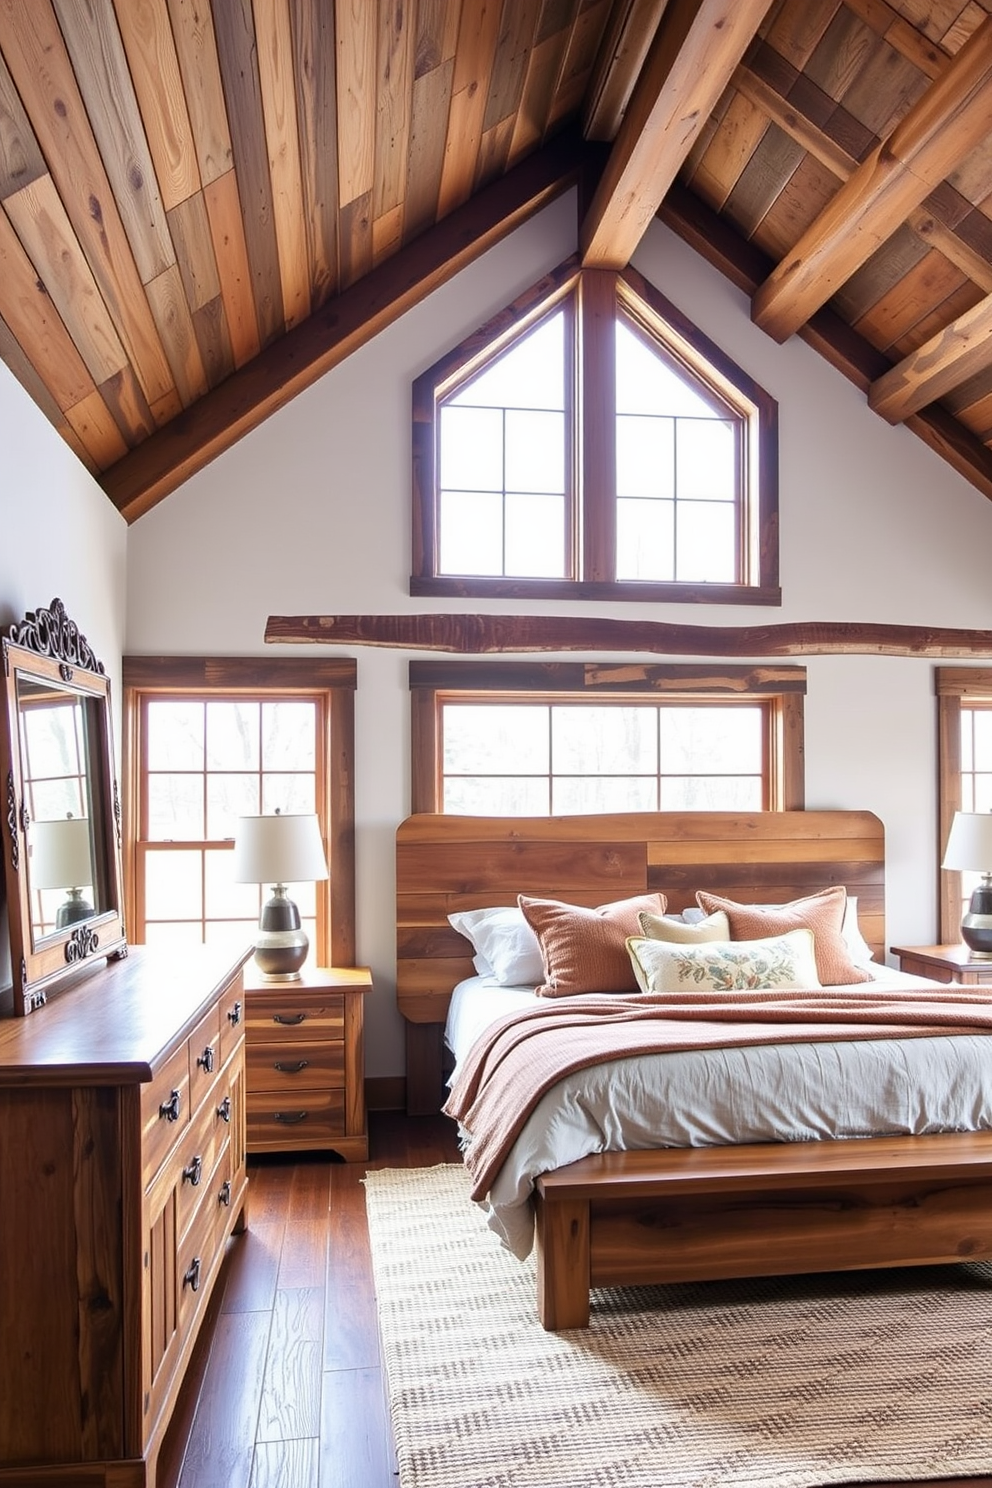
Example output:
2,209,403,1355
364,1163,992,1488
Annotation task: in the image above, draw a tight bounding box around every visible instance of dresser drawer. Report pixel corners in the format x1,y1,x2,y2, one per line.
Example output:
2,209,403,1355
141,1040,191,1185
246,990,344,1040
218,969,246,1065
246,1039,345,1092
188,1003,222,1110
247,1087,345,1148
176,1143,234,1336
174,1054,241,1241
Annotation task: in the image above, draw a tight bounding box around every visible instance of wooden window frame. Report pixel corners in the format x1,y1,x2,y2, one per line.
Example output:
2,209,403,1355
410,661,805,814
122,657,357,966
936,667,992,943
411,256,780,606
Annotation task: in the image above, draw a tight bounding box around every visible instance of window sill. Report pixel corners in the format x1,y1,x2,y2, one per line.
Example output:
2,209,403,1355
410,577,783,606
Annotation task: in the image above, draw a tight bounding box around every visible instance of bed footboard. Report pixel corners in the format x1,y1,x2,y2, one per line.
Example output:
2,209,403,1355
533,1132,992,1330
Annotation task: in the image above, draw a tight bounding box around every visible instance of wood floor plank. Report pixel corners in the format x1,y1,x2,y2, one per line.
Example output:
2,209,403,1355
219,1220,285,1315
324,1166,379,1371
249,1437,320,1488
257,1287,325,1441
277,1159,332,1290
177,1310,271,1488
318,1366,395,1488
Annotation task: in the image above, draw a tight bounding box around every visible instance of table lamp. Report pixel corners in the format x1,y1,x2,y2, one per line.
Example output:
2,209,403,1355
232,810,328,979
30,813,95,927
941,810,992,957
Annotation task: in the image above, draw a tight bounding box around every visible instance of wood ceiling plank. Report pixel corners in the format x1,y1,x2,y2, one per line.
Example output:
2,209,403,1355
689,90,772,214
722,123,805,241
414,0,463,77
507,24,573,165
100,363,156,445
290,0,339,309
887,274,984,356
832,222,930,321
852,244,970,350
166,192,221,312
255,0,310,330
803,3,880,102
111,0,200,211
191,293,235,390
0,202,95,410
402,55,454,241
148,385,183,426
64,388,129,468
678,87,732,189
144,262,209,407
901,0,979,45
212,0,284,348
0,0,175,405
335,0,377,208
582,0,668,141
580,0,777,269
942,1,990,51
52,0,174,285
762,0,840,69
203,169,261,368
547,0,612,127
837,34,931,138
733,65,852,177
373,0,415,228
869,280,992,419
475,114,516,192
0,307,63,426
754,151,843,260
166,0,234,186
844,0,950,73
4,176,129,385
101,131,584,520
436,0,503,219
484,0,540,135
372,201,405,265
907,203,992,290
58,421,99,474
752,13,992,339
0,49,46,199
339,189,373,289
947,132,992,206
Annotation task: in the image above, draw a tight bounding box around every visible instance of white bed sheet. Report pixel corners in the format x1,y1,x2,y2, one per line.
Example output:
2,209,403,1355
444,970,992,1259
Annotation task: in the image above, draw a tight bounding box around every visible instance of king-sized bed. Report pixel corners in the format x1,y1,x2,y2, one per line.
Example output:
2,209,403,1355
395,810,992,1329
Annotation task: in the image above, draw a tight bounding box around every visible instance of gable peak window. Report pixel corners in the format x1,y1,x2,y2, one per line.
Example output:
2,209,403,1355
413,258,779,605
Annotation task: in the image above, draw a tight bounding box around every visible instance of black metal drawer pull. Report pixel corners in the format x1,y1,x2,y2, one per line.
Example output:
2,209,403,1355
227,1000,242,1025
273,1059,309,1074
182,1154,202,1187
273,1012,306,1025
159,1089,181,1122
218,1180,232,1207
196,1045,215,1073
273,1110,308,1125
183,1257,201,1292
216,1095,231,1123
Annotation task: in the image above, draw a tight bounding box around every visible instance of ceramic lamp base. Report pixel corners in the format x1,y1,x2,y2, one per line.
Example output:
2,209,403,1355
253,884,308,980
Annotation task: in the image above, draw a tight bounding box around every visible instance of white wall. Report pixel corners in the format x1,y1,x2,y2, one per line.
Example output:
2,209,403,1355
125,193,992,1076
0,361,127,992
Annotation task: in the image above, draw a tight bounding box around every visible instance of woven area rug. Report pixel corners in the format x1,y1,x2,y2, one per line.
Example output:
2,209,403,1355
364,1163,992,1488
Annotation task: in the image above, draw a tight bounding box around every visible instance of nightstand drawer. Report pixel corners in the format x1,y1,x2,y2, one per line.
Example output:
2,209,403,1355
247,1087,345,1148
246,1039,345,1091
246,991,345,1040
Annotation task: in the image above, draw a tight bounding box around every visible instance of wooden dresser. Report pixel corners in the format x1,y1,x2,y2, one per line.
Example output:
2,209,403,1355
0,944,249,1487
244,965,371,1160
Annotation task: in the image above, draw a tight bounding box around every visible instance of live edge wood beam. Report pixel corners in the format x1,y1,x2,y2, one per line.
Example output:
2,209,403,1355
264,613,992,659
579,0,777,270
869,288,992,423
751,13,992,343
100,133,588,523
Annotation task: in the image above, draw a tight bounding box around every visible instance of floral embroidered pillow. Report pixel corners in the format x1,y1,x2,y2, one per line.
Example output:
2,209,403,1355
626,928,822,995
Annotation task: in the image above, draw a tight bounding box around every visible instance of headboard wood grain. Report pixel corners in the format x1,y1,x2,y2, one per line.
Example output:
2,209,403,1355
396,810,886,1028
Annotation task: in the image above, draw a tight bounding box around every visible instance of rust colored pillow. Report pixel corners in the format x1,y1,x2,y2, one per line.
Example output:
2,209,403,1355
694,885,871,987
518,892,667,997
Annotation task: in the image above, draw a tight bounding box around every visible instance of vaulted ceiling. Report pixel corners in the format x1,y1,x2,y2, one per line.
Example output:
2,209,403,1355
4,0,992,523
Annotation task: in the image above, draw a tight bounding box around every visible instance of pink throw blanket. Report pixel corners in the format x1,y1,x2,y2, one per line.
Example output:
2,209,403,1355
443,984,992,1201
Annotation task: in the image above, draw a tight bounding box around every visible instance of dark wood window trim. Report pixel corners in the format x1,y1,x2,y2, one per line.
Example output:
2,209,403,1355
122,656,357,966
411,256,780,606
936,667,992,944
410,661,805,814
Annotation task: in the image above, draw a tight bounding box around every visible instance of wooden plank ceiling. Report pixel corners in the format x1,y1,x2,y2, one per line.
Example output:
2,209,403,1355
4,0,992,521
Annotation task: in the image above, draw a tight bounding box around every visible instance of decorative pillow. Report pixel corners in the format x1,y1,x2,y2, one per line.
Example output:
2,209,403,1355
627,928,821,995
447,906,545,987
518,892,667,997
695,886,871,986
637,908,730,944
842,896,875,967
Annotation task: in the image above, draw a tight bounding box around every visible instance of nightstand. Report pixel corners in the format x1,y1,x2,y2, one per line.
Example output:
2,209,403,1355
890,944,992,985
243,964,372,1159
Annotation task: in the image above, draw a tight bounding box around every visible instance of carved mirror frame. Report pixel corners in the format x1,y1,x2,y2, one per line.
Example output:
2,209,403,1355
1,598,127,1015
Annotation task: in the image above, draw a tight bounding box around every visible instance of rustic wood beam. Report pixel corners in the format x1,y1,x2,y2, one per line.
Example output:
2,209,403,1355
659,182,992,504
750,14,992,343
582,0,670,142
869,289,992,423
579,0,776,269
101,131,588,523
264,613,992,659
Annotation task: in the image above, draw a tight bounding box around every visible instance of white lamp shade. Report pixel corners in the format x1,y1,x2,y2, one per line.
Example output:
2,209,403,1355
30,816,94,890
231,813,328,885
942,811,992,872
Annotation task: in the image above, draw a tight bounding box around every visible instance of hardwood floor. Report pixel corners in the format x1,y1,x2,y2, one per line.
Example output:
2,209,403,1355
159,1111,991,1488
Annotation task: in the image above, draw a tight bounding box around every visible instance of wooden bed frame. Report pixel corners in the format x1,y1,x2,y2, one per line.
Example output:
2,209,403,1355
396,810,992,1328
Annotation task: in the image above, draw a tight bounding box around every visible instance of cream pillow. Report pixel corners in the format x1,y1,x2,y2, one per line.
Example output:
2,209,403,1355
626,928,822,995
637,909,730,944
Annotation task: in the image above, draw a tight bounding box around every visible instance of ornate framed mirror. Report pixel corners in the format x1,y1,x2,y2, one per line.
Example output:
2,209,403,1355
1,598,126,1014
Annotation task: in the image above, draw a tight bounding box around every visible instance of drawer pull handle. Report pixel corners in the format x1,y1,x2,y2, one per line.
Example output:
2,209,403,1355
216,1095,232,1124
182,1154,203,1187
227,1000,242,1026
197,1045,215,1073
183,1257,201,1293
218,1180,232,1207
273,1012,306,1025
159,1089,181,1123
273,1110,308,1125
273,1059,309,1074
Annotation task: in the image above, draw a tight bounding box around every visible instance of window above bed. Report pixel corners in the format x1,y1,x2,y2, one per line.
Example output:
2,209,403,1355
412,258,780,606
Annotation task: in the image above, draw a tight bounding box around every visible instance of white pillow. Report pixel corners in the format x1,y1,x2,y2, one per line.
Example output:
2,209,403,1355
447,906,544,986
626,928,822,995
842,896,875,967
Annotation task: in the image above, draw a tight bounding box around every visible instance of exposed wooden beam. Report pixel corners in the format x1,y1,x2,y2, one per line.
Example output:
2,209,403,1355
579,0,776,269
265,612,992,658
582,0,670,142
751,14,992,343
869,290,992,423
659,182,992,505
101,130,588,522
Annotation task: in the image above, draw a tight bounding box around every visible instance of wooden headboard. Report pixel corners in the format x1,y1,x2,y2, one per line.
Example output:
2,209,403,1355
396,810,885,1112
